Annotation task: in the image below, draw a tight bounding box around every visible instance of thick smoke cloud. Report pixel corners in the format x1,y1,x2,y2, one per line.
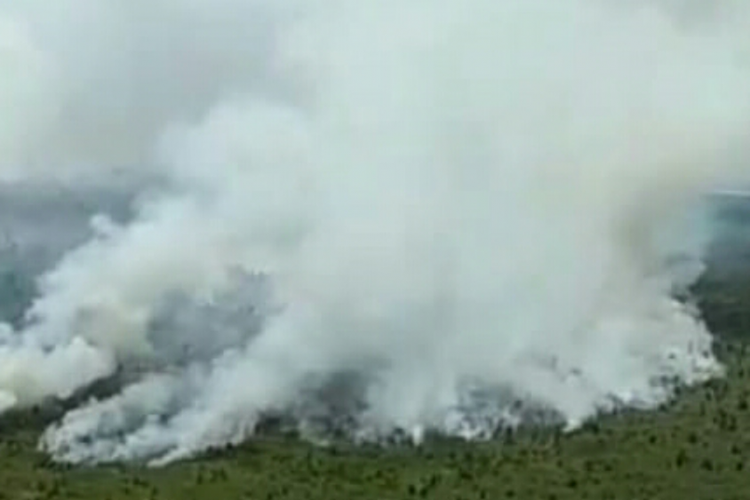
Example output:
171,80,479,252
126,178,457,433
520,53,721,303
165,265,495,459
1,0,750,465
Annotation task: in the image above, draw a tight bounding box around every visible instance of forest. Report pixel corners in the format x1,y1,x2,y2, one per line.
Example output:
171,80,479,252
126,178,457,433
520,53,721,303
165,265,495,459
1,235,749,500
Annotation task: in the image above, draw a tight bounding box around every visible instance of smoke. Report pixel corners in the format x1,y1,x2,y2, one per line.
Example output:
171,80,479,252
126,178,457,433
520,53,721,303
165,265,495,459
1,0,750,465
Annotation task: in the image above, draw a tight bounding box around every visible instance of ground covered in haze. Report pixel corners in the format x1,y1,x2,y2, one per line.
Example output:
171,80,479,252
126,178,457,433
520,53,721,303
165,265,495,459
1,253,750,500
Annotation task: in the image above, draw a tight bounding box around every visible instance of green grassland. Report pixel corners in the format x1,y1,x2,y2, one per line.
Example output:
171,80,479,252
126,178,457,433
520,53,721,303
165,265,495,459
2,275,750,499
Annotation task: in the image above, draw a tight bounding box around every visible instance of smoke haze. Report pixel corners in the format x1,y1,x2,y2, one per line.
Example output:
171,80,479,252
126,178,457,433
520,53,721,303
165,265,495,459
1,0,750,465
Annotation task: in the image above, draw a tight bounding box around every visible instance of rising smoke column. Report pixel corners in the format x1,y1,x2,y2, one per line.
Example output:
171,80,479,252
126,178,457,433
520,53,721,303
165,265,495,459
1,0,750,465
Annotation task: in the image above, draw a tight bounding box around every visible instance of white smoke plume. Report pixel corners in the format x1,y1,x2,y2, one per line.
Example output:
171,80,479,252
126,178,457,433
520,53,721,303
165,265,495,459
1,0,750,465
